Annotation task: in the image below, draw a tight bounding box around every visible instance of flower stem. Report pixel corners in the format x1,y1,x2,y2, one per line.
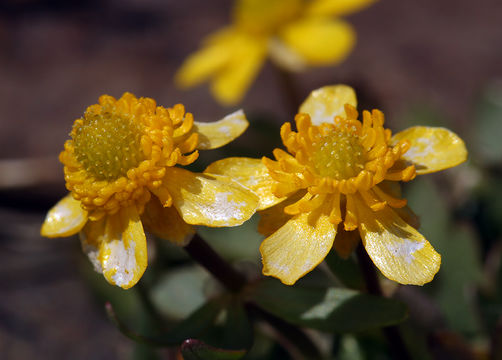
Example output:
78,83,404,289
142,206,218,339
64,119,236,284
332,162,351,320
185,233,321,359
356,245,412,360
271,62,302,117
184,233,247,292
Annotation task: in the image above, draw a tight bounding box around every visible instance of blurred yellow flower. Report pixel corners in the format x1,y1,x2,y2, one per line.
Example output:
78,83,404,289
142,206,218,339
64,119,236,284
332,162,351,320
176,0,375,105
205,85,468,285
41,93,258,289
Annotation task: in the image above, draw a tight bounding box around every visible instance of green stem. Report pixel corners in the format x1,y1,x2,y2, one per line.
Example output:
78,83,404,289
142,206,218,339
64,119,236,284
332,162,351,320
185,234,321,359
271,62,302,117
184,233,247,293
356,245,412,360
247,303,322,360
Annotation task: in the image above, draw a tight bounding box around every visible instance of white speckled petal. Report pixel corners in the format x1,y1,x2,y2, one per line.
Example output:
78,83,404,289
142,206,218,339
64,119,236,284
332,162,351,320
194,110,249,150
163,167,259,227
391,126,467,175
204,157,284,210
357,200,441,285
260,205,337,285
80,206,147,289
41,195,88,237
299,85,357,125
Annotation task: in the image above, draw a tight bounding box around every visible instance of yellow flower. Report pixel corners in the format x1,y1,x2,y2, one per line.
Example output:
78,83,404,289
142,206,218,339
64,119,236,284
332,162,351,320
41,93,259,289
205,85,468,285
175,0,375,105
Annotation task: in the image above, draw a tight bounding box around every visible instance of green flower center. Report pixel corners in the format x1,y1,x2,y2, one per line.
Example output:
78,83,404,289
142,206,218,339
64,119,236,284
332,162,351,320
73,111,145,181
311,129,366,180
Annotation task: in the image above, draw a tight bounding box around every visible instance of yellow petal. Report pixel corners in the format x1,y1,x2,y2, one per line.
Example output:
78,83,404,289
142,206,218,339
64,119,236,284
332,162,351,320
307,0,377,17
41,195,88,238
210,33,267,105
391,126,467,175
175,28,234,88
80,206,147,289
141,198,195,246
299,85,357,125
194,110,249,150
260,204,337,285
268,37,307,72
278,19,355,67
357,201,441,285
204,157,283,210
258,190,305,236
163,167,259,227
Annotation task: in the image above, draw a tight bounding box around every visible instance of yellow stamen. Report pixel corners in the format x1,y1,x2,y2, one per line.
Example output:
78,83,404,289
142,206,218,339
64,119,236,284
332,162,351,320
61,93,199,217
263,103,417,232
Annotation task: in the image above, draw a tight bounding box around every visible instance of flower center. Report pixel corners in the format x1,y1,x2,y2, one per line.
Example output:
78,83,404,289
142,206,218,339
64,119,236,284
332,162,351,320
234,0,302,34
311,129,366,180
73,111,144,181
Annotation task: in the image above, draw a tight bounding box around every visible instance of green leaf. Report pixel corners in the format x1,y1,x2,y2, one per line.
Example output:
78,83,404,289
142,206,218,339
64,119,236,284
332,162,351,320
181,339,246,360
405,178,483,334
249,279,408,333
324,250,364,290
167,299,224,344
196,214,263,262
105,299,224,347
150,266,208,320
221,298,253,350
473,82,502,163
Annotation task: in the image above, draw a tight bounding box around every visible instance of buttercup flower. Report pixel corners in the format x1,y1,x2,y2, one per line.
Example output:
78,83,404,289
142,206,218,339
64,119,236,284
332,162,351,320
41,93,259,289
205,85,467,285
176,0,375,105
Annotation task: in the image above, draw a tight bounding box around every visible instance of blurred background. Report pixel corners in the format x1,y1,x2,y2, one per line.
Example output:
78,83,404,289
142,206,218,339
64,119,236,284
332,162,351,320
1,0,502,359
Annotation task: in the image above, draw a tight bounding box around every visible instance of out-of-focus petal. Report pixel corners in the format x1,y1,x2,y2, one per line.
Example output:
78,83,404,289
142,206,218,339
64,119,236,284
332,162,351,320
141,198,194,246
41,195,88,237
260,204,337,285
391,126,467,175
205,157,283,210
194,110,248,150
175,28,234,88
357,201,441,285
163,167,259,227
211,33,267,105
80,206,147,289
278,19,355,67
299,85,357,125
307,0,377,17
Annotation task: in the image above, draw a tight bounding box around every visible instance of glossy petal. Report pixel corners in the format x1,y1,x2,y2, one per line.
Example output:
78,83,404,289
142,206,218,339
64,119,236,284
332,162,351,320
278,19,355,67
260,204,337,285
204,157,283,210
357,201,441,285
80,206,147,289
299,85,357,125
257,191,305,236
41,195,88,238
194,110,249,150
163,167,259,227
141,198,194,246
391,126,467,175
210,32,267,105
175,28,233,88
307,0,376,17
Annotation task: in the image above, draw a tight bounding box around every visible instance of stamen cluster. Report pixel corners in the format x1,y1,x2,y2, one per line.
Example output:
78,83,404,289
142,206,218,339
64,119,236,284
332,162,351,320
60,93,199,219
